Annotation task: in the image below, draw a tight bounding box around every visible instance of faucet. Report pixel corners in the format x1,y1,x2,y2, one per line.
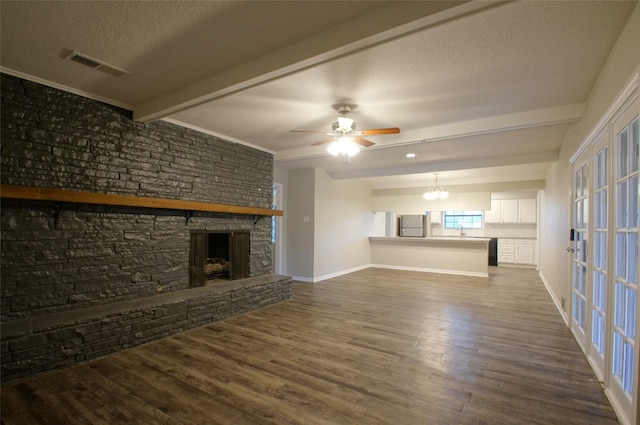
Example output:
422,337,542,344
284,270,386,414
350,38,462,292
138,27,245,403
458,225,466,237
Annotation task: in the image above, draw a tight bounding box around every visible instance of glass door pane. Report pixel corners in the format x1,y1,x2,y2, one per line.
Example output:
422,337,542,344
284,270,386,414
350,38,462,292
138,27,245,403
592,144,608,365
572,160,589,345
611,116,638,399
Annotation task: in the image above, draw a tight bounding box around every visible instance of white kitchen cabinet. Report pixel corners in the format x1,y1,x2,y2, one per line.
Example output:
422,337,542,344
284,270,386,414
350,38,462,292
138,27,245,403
499,238,536,265
485,198,537,224
429,211,442,224
484,200,501,223
518,199,537,223
498,238,515,264
501,199,518,223
515,239,535,264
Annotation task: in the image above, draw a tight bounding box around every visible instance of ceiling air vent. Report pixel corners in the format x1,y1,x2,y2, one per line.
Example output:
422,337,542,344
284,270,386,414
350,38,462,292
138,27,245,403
64,50,129,77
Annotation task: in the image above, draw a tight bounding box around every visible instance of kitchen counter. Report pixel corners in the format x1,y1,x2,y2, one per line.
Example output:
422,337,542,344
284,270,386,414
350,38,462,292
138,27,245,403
369,236,490,277
370,236,491,243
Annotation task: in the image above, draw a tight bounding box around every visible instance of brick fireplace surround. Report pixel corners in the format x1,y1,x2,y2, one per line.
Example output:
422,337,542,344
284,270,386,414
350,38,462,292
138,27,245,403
0,74,292,383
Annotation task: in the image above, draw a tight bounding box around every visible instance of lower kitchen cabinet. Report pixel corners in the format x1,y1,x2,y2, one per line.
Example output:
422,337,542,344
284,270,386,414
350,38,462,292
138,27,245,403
515,239,535,264
498,238,515,264
498,238,536,266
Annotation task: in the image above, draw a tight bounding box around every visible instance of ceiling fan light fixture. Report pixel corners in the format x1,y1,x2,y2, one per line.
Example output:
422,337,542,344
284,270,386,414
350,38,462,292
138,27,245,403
327,137,360,157
291,104,398,157
423,173,449,200
337,116,354,132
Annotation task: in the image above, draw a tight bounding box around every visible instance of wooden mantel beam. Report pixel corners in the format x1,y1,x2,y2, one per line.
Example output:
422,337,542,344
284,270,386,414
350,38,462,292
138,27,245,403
0,184,283,217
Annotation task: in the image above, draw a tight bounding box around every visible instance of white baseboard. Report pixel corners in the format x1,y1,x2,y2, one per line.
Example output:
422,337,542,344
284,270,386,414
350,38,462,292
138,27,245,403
604,388,633,425
290,264,371,283
289,275,314,283
371,264,489,278
312,264,371,283
291,263,488,282
538,271,570,326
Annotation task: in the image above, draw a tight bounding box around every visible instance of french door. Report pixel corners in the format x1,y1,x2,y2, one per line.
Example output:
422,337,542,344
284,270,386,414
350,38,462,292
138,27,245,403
608,104,638,423
590,132,609,378
571,152,590,350
570,97,638,425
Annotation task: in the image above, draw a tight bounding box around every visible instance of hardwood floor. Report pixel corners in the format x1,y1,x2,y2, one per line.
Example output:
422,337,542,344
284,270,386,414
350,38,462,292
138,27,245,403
1,267,619,424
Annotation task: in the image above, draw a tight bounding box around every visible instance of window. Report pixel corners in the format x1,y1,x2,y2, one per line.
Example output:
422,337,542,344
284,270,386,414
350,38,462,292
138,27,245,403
444,211,483,229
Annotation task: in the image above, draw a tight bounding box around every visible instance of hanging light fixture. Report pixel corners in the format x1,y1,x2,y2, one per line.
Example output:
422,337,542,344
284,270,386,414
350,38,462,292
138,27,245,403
326,113,360,157
423,172,449,200
326,136,360,157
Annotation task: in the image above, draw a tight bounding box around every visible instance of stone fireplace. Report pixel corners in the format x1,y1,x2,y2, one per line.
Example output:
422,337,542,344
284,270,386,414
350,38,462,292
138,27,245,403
0,73,276,322
189,230,250,286
0,74,292,383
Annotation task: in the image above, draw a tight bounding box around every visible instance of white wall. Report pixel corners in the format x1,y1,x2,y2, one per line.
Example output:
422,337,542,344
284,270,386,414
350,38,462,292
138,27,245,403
539,5,640,317
313,169,373,280
279,167,373,282
284,168,316,280
539,160,571,312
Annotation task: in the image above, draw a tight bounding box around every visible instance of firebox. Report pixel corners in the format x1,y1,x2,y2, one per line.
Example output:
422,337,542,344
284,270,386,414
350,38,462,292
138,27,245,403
189,230,250,287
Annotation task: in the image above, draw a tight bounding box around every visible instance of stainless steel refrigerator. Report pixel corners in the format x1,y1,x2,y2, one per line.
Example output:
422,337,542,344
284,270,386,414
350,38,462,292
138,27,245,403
398,215,429,237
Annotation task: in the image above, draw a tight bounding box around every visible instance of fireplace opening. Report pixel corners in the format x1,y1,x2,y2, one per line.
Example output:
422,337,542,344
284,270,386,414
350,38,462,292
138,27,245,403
190,230,249,287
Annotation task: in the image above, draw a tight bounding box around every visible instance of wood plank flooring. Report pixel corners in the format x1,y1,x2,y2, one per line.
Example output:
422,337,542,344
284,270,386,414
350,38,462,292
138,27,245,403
1,267,619,424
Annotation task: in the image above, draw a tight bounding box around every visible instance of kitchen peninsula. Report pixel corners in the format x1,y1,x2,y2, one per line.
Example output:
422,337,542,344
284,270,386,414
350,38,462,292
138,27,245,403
369,236,491,278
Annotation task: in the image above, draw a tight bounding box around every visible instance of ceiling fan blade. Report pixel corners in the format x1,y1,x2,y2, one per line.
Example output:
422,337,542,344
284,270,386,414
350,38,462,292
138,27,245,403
355,127,400,136
352,136,375,147
311,137,337,146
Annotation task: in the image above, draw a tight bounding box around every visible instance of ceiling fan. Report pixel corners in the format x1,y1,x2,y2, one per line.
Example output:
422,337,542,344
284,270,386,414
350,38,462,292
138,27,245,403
290,105,400,156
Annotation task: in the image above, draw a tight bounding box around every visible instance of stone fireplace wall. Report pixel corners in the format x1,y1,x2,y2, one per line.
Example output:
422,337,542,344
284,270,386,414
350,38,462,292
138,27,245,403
0,73,275,322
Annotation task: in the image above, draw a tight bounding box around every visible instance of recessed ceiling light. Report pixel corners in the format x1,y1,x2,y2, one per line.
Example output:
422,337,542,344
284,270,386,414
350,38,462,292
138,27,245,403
406,153,416,158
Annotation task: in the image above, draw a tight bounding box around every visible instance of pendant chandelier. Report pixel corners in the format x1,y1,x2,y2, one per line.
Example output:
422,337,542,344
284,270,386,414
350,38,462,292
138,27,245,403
423,172,449,200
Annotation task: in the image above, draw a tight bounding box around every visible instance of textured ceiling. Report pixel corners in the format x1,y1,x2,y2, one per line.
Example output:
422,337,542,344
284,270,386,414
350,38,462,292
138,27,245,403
1,1,637,187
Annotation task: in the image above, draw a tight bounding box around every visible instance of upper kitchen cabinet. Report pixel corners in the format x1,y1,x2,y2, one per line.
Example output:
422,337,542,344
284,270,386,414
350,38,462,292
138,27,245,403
429,211,442,224
500,199,519,223
485,198,537,224
517,199,537,223
484,200,502,223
